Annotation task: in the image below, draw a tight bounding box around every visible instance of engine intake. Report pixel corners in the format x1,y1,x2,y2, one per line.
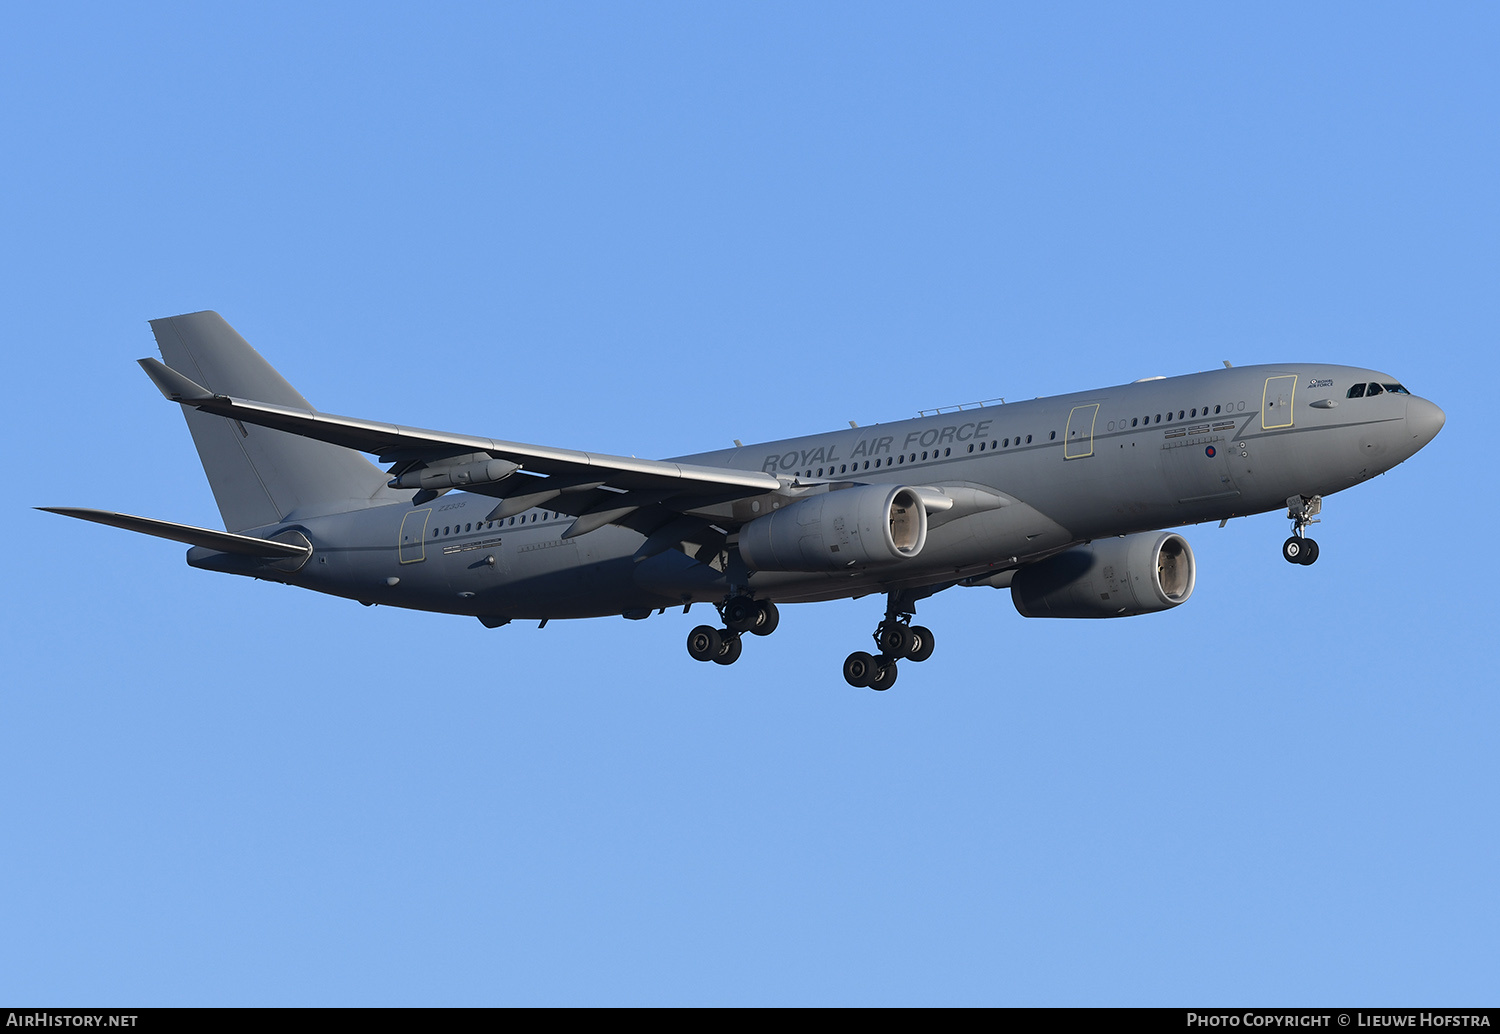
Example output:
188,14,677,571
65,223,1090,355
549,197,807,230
1010,531,1195,618
739,484,927,572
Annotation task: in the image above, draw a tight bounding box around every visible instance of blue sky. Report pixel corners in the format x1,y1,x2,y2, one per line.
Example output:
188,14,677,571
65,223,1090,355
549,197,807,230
2,2,1495,1005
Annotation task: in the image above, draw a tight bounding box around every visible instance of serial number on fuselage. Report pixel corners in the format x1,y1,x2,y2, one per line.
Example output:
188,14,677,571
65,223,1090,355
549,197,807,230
760,420,994,473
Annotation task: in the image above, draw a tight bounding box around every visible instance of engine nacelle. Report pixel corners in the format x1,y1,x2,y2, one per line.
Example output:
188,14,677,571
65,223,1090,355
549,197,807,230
739,484,927,572
1010,531,1195,618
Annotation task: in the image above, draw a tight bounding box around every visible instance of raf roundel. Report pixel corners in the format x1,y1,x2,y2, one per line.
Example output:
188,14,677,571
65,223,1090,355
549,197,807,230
1205,445,1217,458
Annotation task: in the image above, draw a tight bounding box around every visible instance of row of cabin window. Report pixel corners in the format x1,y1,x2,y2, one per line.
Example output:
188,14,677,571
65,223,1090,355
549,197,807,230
802,402,1252,478
1347,382,1410,398
801,432,1056,478
432,513,555,537
1126,404,1234,428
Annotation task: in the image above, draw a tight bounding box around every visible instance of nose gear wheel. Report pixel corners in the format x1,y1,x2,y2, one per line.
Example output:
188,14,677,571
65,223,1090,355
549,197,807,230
1283,494,1322,565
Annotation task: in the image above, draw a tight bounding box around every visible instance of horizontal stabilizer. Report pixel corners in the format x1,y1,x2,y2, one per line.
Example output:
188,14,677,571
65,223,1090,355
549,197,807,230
37,507,311,559
137,358,214,401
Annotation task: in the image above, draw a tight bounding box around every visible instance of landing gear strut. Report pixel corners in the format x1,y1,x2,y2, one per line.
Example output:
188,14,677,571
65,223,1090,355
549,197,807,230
843,590,937,690
1283,494,1322,566
686,595,779,666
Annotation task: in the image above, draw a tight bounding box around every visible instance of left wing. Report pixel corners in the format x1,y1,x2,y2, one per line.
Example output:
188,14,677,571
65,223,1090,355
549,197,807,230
138,359,1007,556
139,358,783,541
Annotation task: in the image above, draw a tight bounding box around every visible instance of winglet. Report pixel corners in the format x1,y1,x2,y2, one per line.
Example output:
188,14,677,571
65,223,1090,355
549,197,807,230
138,357,214,402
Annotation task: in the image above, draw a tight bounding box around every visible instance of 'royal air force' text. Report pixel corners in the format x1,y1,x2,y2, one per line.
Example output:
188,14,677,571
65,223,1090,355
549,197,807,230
760,420,994,473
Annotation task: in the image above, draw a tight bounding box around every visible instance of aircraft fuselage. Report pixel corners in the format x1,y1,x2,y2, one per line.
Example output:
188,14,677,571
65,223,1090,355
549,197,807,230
201,362,1441,623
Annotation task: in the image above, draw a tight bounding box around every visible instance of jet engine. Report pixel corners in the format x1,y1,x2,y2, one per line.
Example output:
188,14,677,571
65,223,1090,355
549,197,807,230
1010,531,1195,618
738,484,927,572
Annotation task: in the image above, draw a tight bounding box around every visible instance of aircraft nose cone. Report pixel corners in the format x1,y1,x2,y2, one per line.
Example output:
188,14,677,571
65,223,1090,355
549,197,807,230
1406,397,1445,443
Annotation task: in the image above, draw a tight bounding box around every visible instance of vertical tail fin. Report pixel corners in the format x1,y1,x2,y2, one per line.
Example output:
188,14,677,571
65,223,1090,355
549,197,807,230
149,311,401,531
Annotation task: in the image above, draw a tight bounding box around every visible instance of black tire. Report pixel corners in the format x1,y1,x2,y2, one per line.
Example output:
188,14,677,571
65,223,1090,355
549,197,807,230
724,596,759,634
1299,538,1320,566
687,624,722,662
877,624,911,658
868,661,899,691
713,631,742,665
751,600,780,637
1282,536,1304,564
907,625,935,662
843,651,877,687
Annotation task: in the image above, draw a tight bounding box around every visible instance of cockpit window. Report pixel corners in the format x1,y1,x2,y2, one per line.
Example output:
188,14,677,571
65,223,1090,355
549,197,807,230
1382,383,1410,395
1347,383,1366,398
1366,382,1384,396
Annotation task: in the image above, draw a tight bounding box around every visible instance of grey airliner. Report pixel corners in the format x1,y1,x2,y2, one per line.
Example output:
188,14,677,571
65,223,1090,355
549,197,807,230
44,312,1445,689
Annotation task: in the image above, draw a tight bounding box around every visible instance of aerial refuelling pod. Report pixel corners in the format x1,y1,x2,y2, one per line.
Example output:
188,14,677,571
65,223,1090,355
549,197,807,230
390,453,519,491
1010,531,1195,618
738,484,927,572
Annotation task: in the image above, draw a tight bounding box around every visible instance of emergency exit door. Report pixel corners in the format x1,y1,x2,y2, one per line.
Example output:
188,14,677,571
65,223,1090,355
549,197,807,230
1065,404,1100,459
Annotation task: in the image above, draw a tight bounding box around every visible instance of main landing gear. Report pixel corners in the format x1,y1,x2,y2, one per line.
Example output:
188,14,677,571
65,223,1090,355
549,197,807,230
685,595,779,666
843,591,936,691
1282,494,1322,566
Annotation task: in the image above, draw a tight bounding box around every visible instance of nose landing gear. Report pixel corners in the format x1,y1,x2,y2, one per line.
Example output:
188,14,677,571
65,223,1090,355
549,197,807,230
1283,494,1322,566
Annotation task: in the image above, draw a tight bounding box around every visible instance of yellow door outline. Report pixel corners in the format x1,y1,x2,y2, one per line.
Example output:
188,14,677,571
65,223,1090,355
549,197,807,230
399,507,431,564
1065,403,1100,459
1262,375,1297,430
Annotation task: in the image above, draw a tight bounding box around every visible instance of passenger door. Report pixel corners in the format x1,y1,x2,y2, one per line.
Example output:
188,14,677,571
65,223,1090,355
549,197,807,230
399,508,431,563
1262,375,1297,430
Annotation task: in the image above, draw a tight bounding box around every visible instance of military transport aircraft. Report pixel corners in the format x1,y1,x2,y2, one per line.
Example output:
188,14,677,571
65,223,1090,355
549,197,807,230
44,312,1445,690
